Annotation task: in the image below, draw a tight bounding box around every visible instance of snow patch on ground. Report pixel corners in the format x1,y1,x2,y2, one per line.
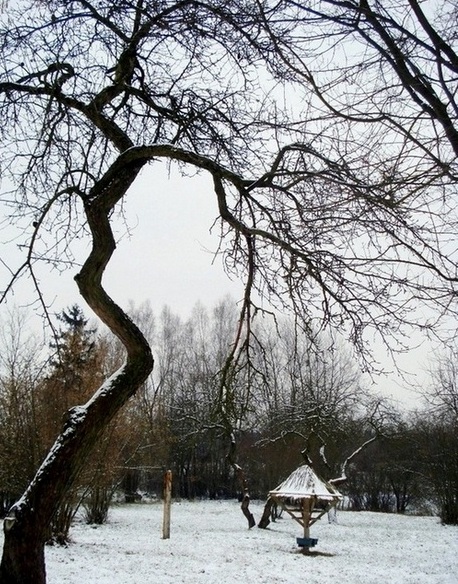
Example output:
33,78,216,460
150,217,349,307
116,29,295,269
3,500,456,583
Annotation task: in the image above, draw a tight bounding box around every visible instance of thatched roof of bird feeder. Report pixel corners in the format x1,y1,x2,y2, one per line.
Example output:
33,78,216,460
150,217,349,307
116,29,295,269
269,464,342,502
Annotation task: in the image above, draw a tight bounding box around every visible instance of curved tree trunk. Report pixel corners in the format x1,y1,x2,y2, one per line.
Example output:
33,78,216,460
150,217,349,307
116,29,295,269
226,433,255,529
258,496,276,529
0,166,154,584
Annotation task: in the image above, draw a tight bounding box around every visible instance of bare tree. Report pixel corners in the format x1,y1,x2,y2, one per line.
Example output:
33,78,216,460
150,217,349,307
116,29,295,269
0,1,457,582
420,348,458,524
254,320,364,449
251,319,386,527
427,348,458,420
0,309,44,516
152,299,243,500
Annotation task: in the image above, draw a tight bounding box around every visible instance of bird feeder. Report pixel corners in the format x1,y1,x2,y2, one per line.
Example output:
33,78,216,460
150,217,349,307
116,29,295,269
268,463,342,553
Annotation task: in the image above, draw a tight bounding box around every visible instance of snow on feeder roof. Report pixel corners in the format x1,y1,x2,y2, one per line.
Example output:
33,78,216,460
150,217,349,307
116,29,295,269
269,464,342,501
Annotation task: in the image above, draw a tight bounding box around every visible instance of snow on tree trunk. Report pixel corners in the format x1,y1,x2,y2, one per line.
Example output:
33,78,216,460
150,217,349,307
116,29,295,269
327,506,338,524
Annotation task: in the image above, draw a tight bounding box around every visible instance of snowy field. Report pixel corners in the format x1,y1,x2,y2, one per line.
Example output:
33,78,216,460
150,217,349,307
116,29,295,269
10,500,458,583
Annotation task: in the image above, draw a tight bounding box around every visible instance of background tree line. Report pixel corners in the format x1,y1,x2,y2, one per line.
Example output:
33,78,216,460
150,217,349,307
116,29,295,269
0,299,456,543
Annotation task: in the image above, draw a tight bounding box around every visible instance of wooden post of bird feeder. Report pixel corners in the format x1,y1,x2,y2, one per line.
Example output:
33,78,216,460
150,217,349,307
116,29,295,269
302,498,311,546
162,469,172,539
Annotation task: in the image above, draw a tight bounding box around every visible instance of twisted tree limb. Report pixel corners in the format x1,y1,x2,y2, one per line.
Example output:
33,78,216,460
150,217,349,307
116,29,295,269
0,161,153,584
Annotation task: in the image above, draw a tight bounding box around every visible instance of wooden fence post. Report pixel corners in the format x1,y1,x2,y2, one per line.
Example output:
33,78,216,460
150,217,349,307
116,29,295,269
162,469,172,539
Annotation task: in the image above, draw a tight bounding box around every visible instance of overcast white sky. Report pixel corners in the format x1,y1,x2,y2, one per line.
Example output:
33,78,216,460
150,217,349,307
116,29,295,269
96,163,245,315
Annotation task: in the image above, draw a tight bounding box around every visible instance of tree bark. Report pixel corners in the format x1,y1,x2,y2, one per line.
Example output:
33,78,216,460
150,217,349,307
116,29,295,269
226,433,255,528
0,521,46,584
258,497,275,529
238,474,256,529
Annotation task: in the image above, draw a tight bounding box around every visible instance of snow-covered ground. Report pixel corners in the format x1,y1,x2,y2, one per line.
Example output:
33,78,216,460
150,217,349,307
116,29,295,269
8,500,458,583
